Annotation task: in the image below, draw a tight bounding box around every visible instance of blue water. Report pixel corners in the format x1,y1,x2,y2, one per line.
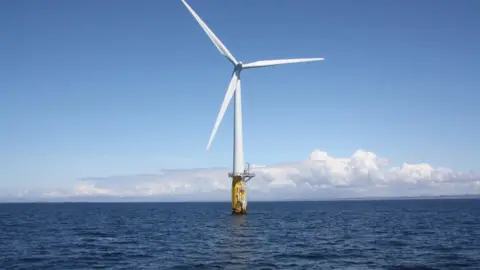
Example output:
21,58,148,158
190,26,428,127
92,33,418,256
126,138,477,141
1,199,479,269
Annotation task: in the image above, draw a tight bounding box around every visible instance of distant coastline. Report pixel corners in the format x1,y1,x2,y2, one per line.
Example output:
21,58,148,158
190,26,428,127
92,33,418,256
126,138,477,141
332,194,480,201
1,194,479,203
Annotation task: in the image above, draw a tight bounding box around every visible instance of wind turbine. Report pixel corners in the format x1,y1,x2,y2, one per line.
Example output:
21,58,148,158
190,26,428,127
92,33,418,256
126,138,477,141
181,0,324,214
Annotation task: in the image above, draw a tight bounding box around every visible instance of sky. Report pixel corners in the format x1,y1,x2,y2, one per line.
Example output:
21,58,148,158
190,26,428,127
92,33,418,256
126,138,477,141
1,0,479,201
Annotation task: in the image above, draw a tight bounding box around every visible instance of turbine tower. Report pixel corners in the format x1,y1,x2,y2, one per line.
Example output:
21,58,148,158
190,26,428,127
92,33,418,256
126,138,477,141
181,0,324,214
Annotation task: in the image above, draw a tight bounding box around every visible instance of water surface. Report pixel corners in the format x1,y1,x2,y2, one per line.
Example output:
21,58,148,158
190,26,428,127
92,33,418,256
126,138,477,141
1,199,479,269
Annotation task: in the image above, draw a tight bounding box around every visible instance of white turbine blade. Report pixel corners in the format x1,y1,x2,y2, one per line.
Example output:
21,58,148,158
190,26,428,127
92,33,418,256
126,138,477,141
242,58,324,69
206,72,239,151
181,0,237,65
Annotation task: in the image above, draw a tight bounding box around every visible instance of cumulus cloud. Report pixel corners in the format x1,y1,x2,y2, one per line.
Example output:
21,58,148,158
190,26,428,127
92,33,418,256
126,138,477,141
9,149,475,202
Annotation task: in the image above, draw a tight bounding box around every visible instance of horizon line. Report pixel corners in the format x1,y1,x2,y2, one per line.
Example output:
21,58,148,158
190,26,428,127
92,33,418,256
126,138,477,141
1,194,479,203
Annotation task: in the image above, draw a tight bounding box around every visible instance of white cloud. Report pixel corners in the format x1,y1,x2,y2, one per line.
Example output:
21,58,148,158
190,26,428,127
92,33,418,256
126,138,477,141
2,149,479,201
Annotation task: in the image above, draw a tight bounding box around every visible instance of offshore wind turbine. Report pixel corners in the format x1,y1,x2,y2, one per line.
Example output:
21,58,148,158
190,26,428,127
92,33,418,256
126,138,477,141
181,0,324,214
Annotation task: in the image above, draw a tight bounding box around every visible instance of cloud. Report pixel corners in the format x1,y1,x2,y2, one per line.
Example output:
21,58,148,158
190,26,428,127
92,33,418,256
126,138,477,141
3,149,477,202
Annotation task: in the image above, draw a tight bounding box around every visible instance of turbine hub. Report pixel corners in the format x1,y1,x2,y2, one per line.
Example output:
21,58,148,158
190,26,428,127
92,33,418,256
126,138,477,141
235,62,243,70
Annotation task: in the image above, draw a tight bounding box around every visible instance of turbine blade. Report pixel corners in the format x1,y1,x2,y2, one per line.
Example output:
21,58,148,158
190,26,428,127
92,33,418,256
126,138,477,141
242,58,324,69
206,72,239,151
181,0,237,65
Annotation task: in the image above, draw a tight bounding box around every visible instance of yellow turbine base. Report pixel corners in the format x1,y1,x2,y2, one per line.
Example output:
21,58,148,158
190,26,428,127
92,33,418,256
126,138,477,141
231,175,247,215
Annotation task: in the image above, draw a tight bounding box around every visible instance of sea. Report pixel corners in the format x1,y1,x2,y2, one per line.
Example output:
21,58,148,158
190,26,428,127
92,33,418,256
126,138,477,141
0,199,479,269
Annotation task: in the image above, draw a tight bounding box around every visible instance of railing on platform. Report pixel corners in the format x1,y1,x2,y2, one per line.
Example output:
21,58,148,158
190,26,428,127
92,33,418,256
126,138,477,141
228,162,256,182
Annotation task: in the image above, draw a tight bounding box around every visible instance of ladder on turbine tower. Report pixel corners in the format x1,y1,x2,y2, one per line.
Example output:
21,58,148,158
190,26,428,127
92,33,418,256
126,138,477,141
228,162,256,182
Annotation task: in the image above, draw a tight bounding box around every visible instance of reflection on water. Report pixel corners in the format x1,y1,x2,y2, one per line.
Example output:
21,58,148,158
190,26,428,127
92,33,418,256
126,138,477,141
231,214,246,228
223,213,252,268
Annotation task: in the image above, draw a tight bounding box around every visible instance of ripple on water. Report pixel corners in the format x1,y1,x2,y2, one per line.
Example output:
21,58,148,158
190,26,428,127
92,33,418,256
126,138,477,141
0,200,479,269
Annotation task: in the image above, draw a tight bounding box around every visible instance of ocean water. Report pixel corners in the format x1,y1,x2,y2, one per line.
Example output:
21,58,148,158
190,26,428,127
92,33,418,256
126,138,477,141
0,199,479,269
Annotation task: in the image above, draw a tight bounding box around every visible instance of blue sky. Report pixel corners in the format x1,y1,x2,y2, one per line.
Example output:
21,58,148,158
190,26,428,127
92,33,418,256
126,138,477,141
1,0,479,198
